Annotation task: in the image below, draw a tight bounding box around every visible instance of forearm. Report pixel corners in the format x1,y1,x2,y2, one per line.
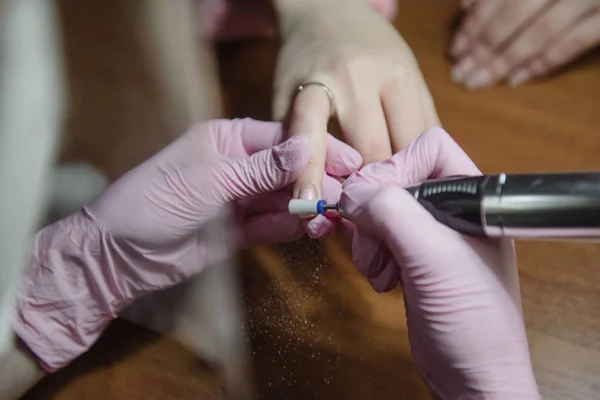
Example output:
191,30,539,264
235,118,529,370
0,335,46,400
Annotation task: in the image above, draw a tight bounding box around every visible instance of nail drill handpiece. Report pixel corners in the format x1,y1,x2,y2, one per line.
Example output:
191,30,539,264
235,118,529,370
288,172,600,239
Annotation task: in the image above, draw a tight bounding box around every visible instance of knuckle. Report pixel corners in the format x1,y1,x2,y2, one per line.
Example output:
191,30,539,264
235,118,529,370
332,47,365,77
368,186,404,215
334,46,412,85
390,63,414,86
503,36,545,66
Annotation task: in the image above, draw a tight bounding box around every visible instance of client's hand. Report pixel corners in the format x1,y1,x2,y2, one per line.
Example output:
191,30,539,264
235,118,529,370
340,128,540,399
14,118,361,372
450,0,600,88
272,0,439,206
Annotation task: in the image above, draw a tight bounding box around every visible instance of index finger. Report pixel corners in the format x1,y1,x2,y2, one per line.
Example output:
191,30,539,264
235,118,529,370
207,118,286,158
344,127,480,191
341,127,480,238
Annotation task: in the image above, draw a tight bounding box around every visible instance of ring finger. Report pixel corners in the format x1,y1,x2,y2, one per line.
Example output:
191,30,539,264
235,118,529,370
288,83,332,201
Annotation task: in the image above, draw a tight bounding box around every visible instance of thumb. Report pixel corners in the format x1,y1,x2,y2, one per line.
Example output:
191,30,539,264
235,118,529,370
213,136,310,202
341,184,425,293
344,185,445,261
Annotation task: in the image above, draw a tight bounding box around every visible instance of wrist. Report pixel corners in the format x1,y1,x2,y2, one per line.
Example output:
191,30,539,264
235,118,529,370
272,0,363,36
13,212,122,372
272,0,321,16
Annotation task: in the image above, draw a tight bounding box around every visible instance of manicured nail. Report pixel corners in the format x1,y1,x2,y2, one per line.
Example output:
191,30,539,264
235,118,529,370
449,33,469,57
451,55,475,84
298,185,316,200
466,67,492,89
508,69,531,87
296,185,317,219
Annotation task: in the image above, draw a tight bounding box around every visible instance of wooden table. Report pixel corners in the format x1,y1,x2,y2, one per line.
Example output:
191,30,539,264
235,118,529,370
22,0,600,399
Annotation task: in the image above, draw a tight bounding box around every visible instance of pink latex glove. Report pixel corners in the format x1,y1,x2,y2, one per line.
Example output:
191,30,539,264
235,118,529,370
340,127,540,399
14,118,361,372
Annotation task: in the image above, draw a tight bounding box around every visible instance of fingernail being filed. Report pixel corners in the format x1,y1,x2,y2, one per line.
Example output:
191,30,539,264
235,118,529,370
296,184,317,219
298,184,316,200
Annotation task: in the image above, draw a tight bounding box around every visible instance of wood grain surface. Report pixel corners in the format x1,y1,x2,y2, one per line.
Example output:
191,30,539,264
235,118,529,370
21,0,600,399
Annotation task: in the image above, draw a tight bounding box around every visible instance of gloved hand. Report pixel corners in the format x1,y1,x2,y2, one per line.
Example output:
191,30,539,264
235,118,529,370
340,127,540,399
14,118,362,372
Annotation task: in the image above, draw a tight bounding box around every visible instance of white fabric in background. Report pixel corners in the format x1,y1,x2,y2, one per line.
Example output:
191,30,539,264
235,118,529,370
0,0,65,355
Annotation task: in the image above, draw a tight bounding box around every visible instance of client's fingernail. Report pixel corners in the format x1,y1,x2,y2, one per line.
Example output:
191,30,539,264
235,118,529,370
451,55,475,84
296,185,317,219
508,69,531,87
466,67,491,89
298,185,316,200
449,33,469,57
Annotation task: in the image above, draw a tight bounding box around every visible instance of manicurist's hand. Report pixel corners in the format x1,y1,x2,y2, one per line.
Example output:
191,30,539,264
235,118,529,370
340,127,541,399
14,118,361,372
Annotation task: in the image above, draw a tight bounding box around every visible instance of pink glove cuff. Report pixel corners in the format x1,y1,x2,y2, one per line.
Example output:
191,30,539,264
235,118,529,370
13,211,127,372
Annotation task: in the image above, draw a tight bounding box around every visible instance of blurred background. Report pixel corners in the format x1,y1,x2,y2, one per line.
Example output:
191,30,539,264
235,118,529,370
14,0,600,399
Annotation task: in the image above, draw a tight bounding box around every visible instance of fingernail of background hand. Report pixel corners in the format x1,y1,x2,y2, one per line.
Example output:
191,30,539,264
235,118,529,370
451,55,475,84
466,67,491,89
508,69,531,87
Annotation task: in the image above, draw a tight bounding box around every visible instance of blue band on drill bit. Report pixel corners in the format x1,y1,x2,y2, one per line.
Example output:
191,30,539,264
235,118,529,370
316,200,326,215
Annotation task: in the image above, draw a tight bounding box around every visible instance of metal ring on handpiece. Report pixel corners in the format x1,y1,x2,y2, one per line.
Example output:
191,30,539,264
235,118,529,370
297,82,336,117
